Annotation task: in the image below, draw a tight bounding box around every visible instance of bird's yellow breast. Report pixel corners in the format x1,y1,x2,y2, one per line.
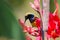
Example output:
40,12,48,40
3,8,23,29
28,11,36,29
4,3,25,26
31,21,37,27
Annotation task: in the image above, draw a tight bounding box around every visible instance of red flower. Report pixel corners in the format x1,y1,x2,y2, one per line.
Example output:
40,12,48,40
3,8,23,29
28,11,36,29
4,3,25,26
47,12,60,40
51,30,59,39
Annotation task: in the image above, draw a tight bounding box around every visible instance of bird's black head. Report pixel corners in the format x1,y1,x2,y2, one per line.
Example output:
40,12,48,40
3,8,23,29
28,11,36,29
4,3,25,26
25,14,34,23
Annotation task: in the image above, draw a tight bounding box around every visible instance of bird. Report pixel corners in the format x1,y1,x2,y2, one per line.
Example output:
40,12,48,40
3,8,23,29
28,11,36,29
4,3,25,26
24,12,45,40
25,13,41,29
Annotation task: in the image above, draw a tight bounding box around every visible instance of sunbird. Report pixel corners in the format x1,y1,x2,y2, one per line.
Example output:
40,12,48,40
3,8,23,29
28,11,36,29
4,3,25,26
25,13,41,29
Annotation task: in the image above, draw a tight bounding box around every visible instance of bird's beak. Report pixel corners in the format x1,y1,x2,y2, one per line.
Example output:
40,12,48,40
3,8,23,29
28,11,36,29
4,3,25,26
24,16,28,23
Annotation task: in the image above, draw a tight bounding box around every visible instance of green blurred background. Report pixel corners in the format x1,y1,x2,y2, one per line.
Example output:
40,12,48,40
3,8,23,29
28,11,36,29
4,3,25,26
0,0,60,40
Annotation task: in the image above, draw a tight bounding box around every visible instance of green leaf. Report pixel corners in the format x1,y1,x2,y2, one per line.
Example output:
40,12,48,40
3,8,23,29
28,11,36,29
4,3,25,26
50,0,55,13
0,0,25,40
